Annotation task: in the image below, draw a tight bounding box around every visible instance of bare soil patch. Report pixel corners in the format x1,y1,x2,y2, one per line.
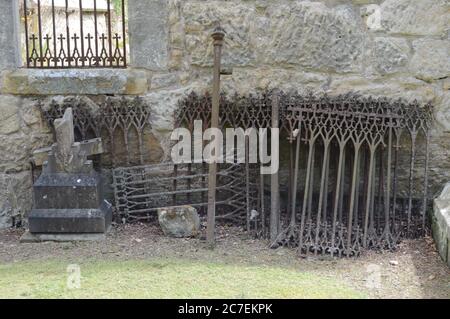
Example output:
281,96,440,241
0,224,448,298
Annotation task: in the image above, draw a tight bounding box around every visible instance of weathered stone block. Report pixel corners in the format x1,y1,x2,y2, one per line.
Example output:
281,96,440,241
435,92,450,132
182,1,257,67
144,87,194,131
409,39,450,82
263,2,365,73
0,95,20,134
0,1,21,70
360,4,383,32
129,0,169,70
181,2,366,72
1,69,148,95
433,183,450,267
0,201,12,229
329,75,437,103
221,67,328,94
158,205,200,238
20,99,42,126
372,37,409,74
380,0,449,36
150,73,180,90
0,131,53,172
0,134,30,171
428,132,450,195
0,171,33,229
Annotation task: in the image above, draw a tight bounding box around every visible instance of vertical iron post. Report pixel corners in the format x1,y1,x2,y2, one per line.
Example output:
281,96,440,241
270,92,280,241
121,0,127,66
206,26,225,247
37,0,43,67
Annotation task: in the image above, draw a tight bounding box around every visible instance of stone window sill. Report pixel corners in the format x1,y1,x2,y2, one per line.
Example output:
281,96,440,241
1,68,148,95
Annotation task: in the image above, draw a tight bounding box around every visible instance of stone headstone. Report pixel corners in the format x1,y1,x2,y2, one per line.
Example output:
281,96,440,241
34,107,103,175
54,108,76,172
432,182,450,268
157,206,200,238
23,108,111,242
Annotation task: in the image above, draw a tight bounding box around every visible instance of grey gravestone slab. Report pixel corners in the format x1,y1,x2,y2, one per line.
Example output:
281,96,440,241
33,173,103,209
20,232,106,243
25,108,111,241
29,202,112,234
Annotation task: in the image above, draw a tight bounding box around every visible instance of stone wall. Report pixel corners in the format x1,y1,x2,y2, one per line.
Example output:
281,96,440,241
158,0,450,194
0,95,53,227
0,0,449,228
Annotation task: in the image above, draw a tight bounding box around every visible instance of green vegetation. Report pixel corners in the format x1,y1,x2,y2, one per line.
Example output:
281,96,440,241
0,258,365,299
112,0,125,16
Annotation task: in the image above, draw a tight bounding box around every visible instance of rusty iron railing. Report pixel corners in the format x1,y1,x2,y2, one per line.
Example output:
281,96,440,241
23,0,127,68
274,93,433,257
39,96,151,167
112,162,260,223
175,91,433,255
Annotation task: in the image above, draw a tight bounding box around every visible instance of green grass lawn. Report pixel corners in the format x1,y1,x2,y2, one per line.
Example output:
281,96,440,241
0,259,365,299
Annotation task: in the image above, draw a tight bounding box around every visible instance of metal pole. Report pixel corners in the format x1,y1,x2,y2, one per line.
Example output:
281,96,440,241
270,92,280,242
206,26,225,247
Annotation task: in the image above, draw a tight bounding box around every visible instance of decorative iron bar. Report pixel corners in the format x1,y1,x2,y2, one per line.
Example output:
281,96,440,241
22,0,127,68
112,162,260,223
174,91,290,133
39,96,151,167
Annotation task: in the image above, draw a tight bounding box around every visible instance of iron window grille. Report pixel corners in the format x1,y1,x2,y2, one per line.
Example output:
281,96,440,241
22,0,127,68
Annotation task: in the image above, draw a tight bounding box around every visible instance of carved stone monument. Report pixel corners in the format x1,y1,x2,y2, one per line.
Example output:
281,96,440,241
21,108,112,242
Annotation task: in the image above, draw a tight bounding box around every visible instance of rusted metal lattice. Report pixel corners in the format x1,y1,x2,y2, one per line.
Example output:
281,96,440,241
174,91,433,255
174,92,280,236
39,96,152,167
112,162,260,223
174,91,290,133
276,93,433,256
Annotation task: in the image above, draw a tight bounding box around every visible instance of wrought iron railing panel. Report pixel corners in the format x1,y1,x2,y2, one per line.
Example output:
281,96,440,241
22,0,127,68
278,94,433,257
112,162,260,223
175,91,433,255
174,91,291,134
39,96,152,167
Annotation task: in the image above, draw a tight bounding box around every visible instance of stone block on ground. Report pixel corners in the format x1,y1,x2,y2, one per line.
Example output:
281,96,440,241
28,173,112,235
433,183,450,267
20,231,106,243
157,205,200,238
